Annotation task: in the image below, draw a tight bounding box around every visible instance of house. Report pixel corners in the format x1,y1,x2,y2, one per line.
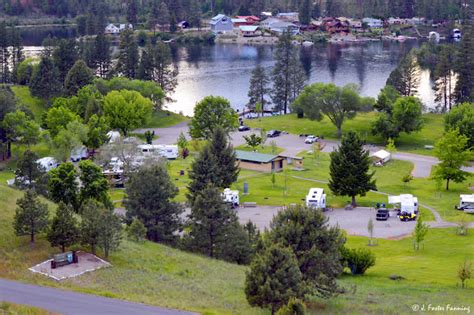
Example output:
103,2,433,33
362,18,383,28
261,11,272,18
279,154,304,169
236,16,260,25
388,17,404,25
119,23,133,32
239,25,260,37
350,19,363,29
324,18,350,34
235,150,287,172
231,18,248,27
276,12,299,23
105,23,120,34
209,14,234,34
178,21,189,29
261,18,299,35
370,149,391,165
406,17,425,25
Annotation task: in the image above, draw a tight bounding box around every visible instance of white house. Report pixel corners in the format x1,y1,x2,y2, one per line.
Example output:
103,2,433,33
239,25,260,37
261,18,299,35
209,14,234,34
305,188,327,209
362,18,383,28
119,23,133,32
370,149,391,165
105,23,120,34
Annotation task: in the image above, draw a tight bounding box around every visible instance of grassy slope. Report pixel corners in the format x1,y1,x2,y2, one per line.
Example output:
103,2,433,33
1,184,473,314
143,110,189,128
246,113,444,156
11,86,46,123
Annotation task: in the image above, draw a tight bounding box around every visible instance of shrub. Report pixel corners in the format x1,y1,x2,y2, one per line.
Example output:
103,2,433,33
342,247,376,275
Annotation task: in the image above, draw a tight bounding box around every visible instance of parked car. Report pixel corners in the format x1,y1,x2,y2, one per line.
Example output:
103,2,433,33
376,208,389,221
304,135,319,144
238,125,250,132
267,130,281,137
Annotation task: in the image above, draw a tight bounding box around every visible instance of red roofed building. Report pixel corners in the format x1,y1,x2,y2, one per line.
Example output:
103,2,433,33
235,16,261,25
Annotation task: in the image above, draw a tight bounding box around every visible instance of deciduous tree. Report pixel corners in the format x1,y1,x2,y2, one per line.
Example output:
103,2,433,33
47,202,79,252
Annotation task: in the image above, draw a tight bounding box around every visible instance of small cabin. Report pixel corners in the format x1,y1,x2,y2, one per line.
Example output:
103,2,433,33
235,150,287,172
239,25,260,37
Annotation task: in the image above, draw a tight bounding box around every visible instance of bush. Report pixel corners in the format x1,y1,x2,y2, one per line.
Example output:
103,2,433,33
341,247,376,275
127,217,147,242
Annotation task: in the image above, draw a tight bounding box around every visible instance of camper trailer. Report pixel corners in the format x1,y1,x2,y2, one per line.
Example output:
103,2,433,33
456,194,474,214
305,188,326,209
452,28,461,39
37,157,59,172
223,188,239,208
70,146,88,162
138,144,179,160
388,194,418,221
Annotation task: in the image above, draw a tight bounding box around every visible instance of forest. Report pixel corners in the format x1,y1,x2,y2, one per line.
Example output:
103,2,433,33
0,0,472,22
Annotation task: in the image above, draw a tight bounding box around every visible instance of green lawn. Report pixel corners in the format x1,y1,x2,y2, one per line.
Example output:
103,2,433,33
0,302,58,315
234,144,285,155
1,184,473,314
246,113,445,156
11,86,47,123
143,110,189,128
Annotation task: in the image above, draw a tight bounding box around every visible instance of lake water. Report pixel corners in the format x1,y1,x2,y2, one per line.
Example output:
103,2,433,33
168,41,435,116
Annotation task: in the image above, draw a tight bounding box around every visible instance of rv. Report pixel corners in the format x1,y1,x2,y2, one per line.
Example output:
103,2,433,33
37,157,59,172
138,144,179,160
388,194,418,221
452,28,461,39
305,188,326,209
223,188,240,208
70,146,88,162
456,194,474,214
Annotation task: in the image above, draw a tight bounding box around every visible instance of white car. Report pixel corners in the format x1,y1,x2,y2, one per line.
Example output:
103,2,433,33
304,135,318,144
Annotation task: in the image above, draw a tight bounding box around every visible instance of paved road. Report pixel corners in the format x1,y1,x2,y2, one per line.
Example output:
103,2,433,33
139,123,474,178
0,279,195,315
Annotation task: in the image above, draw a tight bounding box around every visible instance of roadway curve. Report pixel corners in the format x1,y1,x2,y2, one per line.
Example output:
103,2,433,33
137,123,474,178
0,279,195,315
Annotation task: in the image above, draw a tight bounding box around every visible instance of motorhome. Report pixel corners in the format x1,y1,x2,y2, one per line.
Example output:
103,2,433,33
37,157,59,172
305,188,326,209
388,194,418,221
138,144,179,160
223,188,240,208
456,194,474,214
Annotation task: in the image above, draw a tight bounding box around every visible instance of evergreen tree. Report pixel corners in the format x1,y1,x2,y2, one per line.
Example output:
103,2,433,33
52,39,79,83
138,43,154,80
127,0,138,24
187,145,220,202
188,0,202,29
329,132,376,207
125,163,182,244
299,0,312,25
47,202,79,252
80,200,102,255
185,184,251,263
13,190,49,244
209,127,239,189
433,45,456,112
386,52,419,97
0,22,10,83
157,1,171,31
248,64,270,113
432,129,472,190
29,56,62,100
454,25,474,103
444,103,474,147
97,209,122,258
269,205,345,297
115,28,139,79
151,42,178,99
245,244,306,315
64,60,94,96
15,150,47,192
92,32,111,78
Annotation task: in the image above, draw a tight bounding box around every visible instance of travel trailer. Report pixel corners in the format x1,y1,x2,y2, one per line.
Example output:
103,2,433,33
70,146,88,162
452,28,461,39
37,157,59,172
388,194,418,221
138,144,179,160
305,188,326,209
456,194,474,214
222,188,240,208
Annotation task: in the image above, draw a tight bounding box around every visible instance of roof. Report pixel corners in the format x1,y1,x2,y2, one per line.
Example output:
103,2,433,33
210,14,230,25
370,149,391,160
239,25,259,32
231,18,247,23
388,194,418,205
461,194,474,203
235,150,279,163
306,188,325,200
236,16,260,21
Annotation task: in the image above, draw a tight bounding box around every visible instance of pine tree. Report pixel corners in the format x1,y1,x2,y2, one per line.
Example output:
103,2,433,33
125,163,182,244
47,202,79,252
92,32,111,78
188,0,202,29
209,127,239,188
97,209,122,258
299,0,312,25
151,42,178,99
433,45,456,112
454,25,474,103
245,244,306,315
80,200,102,255
127,0,138,24
187,145,220,202
0,22,10,83
52,39,79,83
386,51,419,97
29,56,62,100
157,1,171,31
15,150,47,192
116,28,139,79
138,43,154,81
412,215,429,251
248,64,270,113
13,190,49,244
64,60,94,96
329,132,376,207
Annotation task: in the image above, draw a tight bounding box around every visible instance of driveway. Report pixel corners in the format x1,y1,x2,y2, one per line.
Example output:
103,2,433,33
136,124,474,179
0,279,195,315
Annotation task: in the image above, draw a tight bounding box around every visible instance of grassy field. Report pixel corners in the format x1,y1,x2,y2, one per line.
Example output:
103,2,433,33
143,110,189,128
246,113,445,156
234,144,285,155
0,302,58,315
1,183,473,314
11,86,47,123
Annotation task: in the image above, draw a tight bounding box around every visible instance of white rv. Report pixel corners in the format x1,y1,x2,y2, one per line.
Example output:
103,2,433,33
37,157,59,172
452,28,461,39
388,194,418,221
70,146,88,162
305,188,326,209
223,188,239,208
457,194,474,214
138,144,179,160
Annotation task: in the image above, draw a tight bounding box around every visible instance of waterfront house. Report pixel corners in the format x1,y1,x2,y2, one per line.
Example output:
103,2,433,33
231,18,248,27
261,17,299,35
323,18,350,34
350,19,363,29
210,14,234,33
235,150,287,172
276,12,299,23
105,23,120,34
362,18,383,28
236,16,261,25
239,25,260,37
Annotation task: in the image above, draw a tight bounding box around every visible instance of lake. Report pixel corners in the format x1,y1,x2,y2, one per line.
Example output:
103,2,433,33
168,41,434,116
